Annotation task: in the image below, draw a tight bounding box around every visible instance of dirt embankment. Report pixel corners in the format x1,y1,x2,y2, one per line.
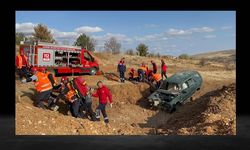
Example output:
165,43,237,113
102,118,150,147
16,81,156,135
152,83,236,135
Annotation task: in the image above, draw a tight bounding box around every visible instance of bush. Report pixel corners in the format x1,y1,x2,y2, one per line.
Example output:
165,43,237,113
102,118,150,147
199,58,207,66
148,53,155,58
178,54,189,59
125,49,134,55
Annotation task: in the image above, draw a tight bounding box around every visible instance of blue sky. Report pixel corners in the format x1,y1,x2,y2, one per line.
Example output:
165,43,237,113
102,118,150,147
16,11,236,56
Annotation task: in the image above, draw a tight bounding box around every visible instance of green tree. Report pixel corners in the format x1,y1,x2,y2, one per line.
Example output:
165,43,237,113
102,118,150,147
104,37,121,54
74,33,96,51
33,24,55,43
16,32,25,45
136,43,149,56
178,53,189,59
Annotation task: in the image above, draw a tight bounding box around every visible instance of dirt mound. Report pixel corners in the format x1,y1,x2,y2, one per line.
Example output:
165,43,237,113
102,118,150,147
16,80,155,135
155,83,236,135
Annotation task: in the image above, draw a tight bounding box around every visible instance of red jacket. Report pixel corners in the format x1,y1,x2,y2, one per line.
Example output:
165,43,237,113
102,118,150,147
92,85,112,104
161,63,167,72
73,78,88,97
152,62,157,72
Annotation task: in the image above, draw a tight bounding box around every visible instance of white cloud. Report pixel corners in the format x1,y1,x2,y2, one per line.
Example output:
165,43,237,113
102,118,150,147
16,22,37,34
190,27,214,32
51,29,78,39
221,26,233,30
204,35,216,39
92,33,133,51
167,28,192,36
93,33,132,43
16,23,105,45
167,26,214,36
134,33,165,42
75,26,103,33
134,27,213,43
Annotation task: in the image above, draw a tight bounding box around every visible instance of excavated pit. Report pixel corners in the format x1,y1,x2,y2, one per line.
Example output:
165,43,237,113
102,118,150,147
16,77,236,135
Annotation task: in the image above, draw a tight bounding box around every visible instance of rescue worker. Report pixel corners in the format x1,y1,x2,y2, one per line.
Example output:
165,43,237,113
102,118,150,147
138,62,148,82
47,76,69,110
82,87,96,121
128,68,139,82
55,77,88,118
161,59,168,80
117,57,126,83
140,62,148,72
39,67,60,90
60,76,70,89
151,60,157,74
16,51,30,80
151,73,163,89
92,81,113,124
21,67,53,109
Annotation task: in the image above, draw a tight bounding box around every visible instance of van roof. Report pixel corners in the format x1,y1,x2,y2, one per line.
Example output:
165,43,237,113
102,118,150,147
37,42,82,50
166,70,199,84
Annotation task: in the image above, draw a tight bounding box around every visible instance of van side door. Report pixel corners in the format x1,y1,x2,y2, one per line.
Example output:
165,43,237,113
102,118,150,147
82,51,94,68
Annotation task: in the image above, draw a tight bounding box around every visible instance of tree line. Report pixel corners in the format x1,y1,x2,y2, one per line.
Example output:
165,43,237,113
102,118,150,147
16,23,189,59
16,23,150,56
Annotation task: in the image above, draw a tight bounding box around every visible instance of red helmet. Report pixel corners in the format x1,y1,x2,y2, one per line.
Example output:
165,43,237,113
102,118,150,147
39,67,46,72
31,67,38,72
61,76,69,83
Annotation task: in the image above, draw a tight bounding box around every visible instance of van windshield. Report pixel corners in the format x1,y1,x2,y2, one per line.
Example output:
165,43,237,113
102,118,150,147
160,82,180,91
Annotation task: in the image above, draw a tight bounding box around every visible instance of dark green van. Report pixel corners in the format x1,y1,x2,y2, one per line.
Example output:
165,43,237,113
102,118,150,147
147,70,203,113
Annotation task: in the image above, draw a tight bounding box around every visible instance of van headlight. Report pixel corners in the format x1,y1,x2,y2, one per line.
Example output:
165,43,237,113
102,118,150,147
153,100,160,106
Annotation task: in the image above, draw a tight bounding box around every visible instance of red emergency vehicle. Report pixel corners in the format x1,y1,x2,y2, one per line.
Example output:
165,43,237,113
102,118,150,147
19,41,99,75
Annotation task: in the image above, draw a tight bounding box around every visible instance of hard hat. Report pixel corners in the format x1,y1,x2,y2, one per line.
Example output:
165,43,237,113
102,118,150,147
39,67,46,72
31,67,38,72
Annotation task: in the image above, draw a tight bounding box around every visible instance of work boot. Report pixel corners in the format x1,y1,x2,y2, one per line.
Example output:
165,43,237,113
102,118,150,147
104,118,109,124
50,105,59,111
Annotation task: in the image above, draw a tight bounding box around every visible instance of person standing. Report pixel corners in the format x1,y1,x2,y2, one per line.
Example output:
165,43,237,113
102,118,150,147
161,59,168,80
82,87,96,121
16,51,30,80
92,81,113,124
117,57,126,83
151,73,163,89
151,60,157,74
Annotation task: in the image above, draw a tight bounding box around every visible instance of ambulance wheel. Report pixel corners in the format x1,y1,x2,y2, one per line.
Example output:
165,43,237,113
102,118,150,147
89,68,97,75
